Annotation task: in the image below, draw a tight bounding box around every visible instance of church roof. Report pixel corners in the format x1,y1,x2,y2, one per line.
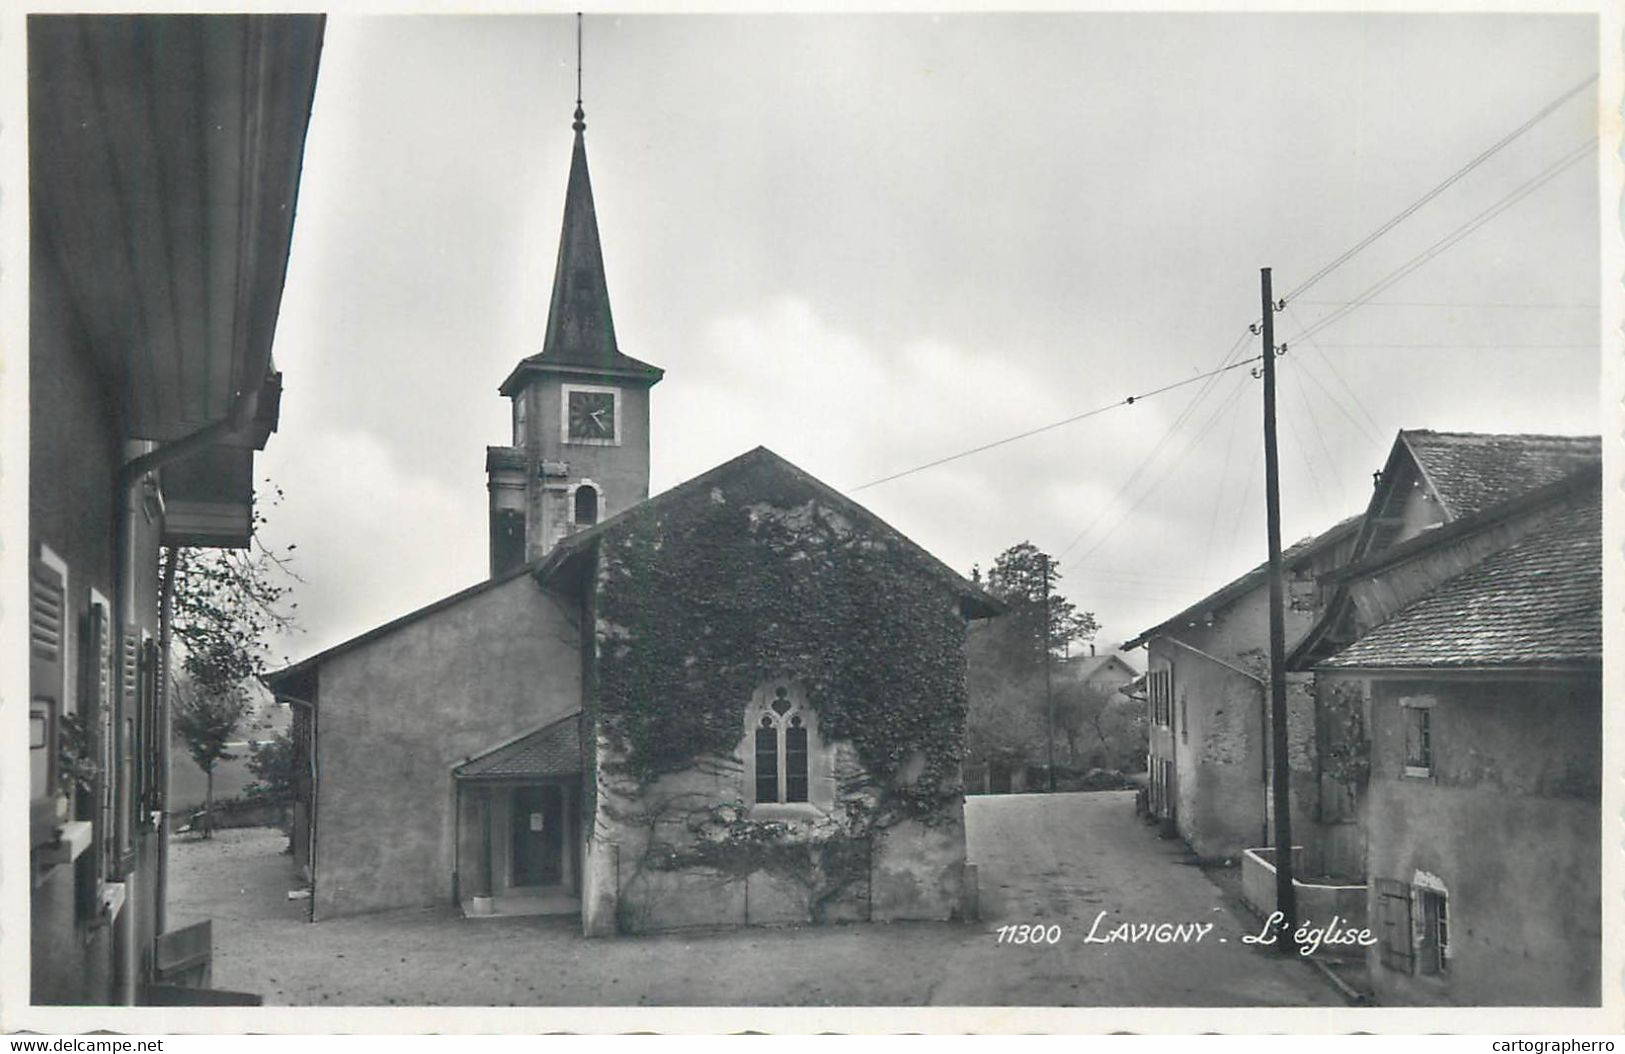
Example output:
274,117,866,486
536,446,1004,620
455,713,582,780
500,105,662,395
265,448,1002,695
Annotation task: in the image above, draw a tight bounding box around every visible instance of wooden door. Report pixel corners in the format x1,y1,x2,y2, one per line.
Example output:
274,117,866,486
510,785,563,887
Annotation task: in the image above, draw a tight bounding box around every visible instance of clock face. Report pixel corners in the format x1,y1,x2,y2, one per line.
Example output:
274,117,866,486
567,389,617,442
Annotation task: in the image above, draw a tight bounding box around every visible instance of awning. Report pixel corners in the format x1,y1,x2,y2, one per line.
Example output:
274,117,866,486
455,714,581,781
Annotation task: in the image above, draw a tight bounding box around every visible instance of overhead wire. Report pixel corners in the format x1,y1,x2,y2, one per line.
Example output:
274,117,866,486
1048,329,1257,559
1065,366,1255,570
848,332,1260,493
1284,137,1595,345
1280,74,1597,304
1283,302,1383,444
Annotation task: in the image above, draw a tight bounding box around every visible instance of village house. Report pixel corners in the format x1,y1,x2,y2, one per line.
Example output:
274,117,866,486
26,14,323,1004
1057,650,1139,697
1123,513,1362,870
1292,433,1601,1006
265,100,1000,935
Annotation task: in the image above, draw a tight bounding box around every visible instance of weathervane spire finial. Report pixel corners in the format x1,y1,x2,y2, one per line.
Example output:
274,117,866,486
572,12,585,132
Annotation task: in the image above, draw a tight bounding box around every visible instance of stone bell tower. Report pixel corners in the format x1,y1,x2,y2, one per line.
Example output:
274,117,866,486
487,100,664,576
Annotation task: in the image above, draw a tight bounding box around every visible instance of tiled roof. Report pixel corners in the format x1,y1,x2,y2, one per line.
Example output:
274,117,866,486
1321,486,1600,670
456,713,581,779
1122,513,1363,650
1404,431,1599,520
1060,654,1138,681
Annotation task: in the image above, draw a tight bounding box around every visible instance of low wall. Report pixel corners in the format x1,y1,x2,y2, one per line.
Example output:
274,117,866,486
1242,846,1366,955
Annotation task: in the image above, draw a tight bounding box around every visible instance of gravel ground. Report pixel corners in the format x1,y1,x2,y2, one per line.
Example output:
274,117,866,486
167,792,1344,1007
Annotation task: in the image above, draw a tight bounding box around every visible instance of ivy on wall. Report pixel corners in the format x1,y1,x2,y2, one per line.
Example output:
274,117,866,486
587,465,978,926
592,467,972,809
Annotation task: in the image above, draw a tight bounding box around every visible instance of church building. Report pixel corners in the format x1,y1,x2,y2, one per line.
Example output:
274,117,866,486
266,98,999,935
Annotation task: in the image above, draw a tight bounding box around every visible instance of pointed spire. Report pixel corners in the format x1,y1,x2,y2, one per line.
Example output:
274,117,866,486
500,21,661,395
538,102,620,368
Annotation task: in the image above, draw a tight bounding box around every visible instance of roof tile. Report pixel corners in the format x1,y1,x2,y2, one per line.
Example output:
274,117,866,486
1322,485,1600,670
1405,430,1599,519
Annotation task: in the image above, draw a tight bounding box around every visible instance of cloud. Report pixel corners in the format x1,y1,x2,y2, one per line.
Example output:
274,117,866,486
259,426,488,662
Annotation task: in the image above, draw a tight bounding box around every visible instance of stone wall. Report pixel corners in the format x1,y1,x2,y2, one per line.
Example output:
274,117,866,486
1353,674,1601,1006
583,736,967,936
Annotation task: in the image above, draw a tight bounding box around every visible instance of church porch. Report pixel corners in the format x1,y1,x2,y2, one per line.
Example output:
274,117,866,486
452,717,584,920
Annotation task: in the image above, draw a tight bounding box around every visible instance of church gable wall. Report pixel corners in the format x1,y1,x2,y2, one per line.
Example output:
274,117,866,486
578,462,975,934
312,575,582,919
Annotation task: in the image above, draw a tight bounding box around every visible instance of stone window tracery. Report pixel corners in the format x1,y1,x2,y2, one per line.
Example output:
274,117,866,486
747,684,816,805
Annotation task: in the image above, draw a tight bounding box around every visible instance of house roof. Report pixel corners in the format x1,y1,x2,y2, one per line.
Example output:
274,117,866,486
455,713,581,780
1121,513,1363,651
1319,482,1600,672
536,445,1004,619
1059,653,1138,682
499,105,662,395
1401,430,1599,521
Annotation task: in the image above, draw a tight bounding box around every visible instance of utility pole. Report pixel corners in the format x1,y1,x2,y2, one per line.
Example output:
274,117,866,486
1043,553,1056,793
1260,267,1299,953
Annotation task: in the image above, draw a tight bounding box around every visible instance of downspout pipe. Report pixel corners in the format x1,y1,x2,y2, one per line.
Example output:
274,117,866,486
112,380,266,1005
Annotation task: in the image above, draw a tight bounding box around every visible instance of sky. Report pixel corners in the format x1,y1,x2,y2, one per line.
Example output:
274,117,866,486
258,11,1603,666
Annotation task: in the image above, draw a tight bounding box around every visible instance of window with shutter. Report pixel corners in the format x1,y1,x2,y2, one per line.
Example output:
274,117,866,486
1375,878,1415,973
118,629,138,863
30,556,67,846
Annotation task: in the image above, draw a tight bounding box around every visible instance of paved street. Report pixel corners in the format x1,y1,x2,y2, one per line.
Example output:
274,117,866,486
169,791,1342,1007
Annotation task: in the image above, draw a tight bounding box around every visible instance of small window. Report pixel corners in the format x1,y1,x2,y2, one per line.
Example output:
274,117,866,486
1148,667,1175,728
513,396,528,446
1179,695,1188,744
1402,697,1434,776
574,484,599,527
1418,889,1449,975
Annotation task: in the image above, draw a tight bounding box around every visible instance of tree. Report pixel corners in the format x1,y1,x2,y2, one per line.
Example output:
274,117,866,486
1054,681,1148,772
168,485,299,694
964,542,1101,779
166,484,299,835
244,728,296,806
172,677,249,837
982,542,1099,667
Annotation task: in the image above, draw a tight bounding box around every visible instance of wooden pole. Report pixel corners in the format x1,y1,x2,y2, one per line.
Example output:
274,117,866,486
1043,554,1056,792
1261,267,1299,952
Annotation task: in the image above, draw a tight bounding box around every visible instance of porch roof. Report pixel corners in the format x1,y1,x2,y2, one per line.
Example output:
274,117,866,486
455,713,581,780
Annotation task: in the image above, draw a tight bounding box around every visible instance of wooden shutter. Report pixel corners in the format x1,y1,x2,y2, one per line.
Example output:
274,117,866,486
30,559,67,845
118,628,139,861
1375,878,1414,973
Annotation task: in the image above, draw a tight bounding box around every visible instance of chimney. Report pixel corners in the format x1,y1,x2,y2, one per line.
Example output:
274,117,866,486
486,447,529,577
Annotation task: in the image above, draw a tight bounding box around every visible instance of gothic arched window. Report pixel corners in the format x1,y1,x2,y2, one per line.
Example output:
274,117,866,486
748,684,815,805
574,483,599,526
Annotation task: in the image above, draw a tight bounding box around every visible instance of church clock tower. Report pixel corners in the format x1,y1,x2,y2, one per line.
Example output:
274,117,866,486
487,99,663,576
